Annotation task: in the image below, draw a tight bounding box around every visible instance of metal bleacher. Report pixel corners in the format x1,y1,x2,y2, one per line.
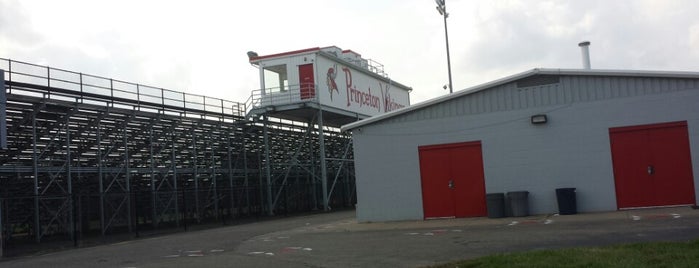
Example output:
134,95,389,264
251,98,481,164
0,59,355,256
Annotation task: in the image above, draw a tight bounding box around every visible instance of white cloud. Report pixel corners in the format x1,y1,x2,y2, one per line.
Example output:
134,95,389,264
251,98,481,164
1,0,698,104
691,24,699,57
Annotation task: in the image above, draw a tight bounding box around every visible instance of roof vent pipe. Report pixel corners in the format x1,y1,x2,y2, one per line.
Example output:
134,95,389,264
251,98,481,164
578,41,591,69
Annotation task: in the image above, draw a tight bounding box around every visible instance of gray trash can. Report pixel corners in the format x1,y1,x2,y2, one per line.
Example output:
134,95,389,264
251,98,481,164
486,193,505,218
555,188,577,215
507,191,529,217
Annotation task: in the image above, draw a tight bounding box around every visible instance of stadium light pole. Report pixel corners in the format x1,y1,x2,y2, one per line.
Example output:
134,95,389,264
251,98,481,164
435,0,453,94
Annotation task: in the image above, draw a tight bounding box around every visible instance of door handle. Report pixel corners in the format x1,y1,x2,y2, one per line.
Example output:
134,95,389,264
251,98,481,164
448,179,454,189
647,165,655,175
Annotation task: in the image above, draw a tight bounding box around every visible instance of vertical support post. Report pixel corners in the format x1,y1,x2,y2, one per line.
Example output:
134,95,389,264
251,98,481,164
124,127,132,232
259,66,266,95
150,125,157,227
8,59,12,82
171,131,179,227
182,92,186,112
72,193,78,247
317,110,329,211
210,140,219,219
79,73,83,97
344,138,353,207
66,117,74,241
243,135,250,213
257,153,264,215
345,164,351,206
97,120,105,235
32,112,40,242
262,115,274,215
192,131,200,221
308,120,317,210
227,136,234,219
136,84,141,109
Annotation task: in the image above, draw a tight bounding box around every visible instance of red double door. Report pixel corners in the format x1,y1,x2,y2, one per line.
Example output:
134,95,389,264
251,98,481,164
610,121,696,209
419,141,487,219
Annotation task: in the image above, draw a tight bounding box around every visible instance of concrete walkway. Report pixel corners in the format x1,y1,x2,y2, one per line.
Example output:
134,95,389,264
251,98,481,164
2,207,699,267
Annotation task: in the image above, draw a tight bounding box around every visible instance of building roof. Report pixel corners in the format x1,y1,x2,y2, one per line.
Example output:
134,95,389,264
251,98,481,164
341,68,699,132
248,47,322,62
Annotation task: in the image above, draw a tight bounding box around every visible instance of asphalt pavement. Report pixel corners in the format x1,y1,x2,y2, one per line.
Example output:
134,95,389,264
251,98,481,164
2,206,699,268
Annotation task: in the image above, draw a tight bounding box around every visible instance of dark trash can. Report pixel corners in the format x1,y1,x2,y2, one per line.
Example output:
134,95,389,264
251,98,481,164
507,191,529,217
486,193,506,218
556,188,577,215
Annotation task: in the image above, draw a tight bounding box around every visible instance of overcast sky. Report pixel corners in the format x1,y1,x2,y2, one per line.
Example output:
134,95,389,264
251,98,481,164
1,0,698,104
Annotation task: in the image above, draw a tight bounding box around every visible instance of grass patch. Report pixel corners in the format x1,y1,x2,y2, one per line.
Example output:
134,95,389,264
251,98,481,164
430,240,699,268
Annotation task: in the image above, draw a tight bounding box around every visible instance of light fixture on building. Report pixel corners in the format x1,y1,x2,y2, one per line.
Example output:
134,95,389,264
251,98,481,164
247,51,259,60
531,114,548,125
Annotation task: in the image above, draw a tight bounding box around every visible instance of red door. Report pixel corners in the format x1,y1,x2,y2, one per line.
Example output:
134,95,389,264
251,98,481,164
298,64,315,99
610,121,696,209
419,141,487,218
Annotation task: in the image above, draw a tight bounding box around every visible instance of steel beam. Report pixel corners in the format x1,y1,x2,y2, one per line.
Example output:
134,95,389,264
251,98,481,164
242,133,250,214
227,135,234,218
32,112,40,242
150,124,157,227
192,130,200,222
98,119,105,235
209,139,218,218
171,131,179,227
318,109,329,211
124,126,132,232
66,117,74,240
262,116,274,215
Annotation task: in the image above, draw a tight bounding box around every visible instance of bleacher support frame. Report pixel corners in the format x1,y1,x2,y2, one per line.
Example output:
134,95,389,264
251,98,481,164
0,59,355,256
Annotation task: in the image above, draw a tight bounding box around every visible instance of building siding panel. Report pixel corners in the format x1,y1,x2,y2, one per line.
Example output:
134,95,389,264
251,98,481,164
352,75,699,222
390,76,698,125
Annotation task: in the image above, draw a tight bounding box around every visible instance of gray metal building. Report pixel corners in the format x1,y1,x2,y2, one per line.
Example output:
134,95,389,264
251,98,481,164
342,68,699,222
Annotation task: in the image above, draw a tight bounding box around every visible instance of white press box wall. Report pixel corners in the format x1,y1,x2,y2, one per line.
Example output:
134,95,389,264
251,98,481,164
344,69,699,222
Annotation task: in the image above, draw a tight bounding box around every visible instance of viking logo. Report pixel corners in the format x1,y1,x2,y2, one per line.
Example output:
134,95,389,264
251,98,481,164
326,64,339,101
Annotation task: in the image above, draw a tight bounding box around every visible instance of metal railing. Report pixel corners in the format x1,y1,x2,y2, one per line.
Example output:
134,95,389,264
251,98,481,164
342,57,387,78
244,83,318,115
0,58,247,119
366,59,387,77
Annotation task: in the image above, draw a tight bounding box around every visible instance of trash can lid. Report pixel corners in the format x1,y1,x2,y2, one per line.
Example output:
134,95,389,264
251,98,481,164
556,188,576,191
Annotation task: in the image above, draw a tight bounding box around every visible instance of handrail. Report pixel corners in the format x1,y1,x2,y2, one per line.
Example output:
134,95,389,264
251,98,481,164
244,84,318,116
0,58,247,119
